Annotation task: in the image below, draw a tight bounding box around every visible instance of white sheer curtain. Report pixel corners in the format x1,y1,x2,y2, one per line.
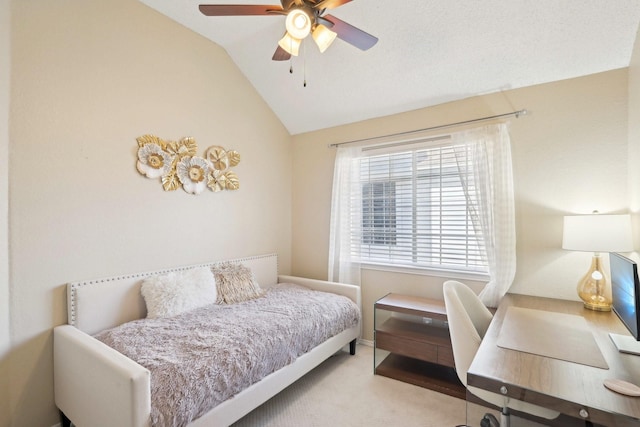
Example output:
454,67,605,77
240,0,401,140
328,124,516,305
452,123,516,307
328,145,362,285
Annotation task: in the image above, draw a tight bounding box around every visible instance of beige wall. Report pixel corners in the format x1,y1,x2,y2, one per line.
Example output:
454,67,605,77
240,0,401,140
1,0,11,426
7,1,292,426
4,2,637,426
630,23,640,254
292,70,629,341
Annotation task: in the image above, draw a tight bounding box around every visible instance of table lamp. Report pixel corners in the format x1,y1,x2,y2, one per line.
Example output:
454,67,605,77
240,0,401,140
562,212,633,311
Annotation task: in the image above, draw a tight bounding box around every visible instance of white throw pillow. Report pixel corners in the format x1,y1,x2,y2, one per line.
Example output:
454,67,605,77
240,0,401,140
141,266,217,318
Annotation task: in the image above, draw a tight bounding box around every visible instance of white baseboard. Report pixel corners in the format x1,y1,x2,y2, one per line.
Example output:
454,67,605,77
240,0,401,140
51,423,61,427
358,338,374,347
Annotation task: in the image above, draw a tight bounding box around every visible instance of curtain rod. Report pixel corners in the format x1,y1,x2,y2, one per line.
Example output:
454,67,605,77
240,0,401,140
328,109,528,148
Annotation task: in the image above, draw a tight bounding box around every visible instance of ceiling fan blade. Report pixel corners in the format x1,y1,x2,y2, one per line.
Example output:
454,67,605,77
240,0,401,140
314,0,352,10
279,0,303,8
199,5,283,16
321,14,378,50
272,45,291,61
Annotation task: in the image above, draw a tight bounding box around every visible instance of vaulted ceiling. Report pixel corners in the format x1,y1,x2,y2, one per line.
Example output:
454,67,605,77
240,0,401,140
139,0,640,135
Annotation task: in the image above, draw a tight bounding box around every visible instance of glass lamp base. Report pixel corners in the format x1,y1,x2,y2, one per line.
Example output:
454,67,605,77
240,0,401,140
583,300,612,312
577,254,612,312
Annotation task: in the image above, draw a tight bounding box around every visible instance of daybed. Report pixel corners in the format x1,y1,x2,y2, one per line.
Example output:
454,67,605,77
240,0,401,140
53,253,361,427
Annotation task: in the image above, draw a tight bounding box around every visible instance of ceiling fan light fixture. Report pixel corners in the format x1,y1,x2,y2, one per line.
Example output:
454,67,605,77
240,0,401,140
312,24,337,53
285,9,312,39
278,32,302,56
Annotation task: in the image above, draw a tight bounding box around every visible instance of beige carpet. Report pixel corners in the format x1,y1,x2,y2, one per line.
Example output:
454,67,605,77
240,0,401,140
232,344,468,427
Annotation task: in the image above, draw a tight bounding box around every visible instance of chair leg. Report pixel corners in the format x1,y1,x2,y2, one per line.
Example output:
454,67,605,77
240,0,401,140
481,413,500,427
500,408,510,427
60,410,71,427
480,409,510,427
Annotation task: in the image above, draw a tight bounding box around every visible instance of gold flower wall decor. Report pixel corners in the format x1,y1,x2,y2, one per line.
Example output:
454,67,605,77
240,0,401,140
136,135,240,195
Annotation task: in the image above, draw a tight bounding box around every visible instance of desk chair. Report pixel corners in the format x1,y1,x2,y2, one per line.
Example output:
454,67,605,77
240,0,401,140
443,280,559,427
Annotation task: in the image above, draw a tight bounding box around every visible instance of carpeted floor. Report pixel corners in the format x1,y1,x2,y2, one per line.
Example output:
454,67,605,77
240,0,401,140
232,344,470,427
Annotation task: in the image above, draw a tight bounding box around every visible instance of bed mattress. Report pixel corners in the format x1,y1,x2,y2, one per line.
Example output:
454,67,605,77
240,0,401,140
94,283,360,427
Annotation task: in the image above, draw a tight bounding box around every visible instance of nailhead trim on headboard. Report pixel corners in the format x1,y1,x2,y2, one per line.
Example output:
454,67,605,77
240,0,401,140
67,253,278,327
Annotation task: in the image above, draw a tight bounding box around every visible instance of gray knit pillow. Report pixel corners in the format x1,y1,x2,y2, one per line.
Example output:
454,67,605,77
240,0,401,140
211,262,263,304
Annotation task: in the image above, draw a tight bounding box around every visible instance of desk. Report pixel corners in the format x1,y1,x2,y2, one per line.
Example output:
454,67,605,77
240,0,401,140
467,294,640,426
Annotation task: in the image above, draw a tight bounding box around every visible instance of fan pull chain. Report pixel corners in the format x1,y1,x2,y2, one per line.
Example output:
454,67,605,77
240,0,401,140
303,40,307,88
289,37,294,74
285,39,307,87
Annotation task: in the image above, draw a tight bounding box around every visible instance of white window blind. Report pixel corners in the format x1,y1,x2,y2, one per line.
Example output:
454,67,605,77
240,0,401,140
352,139,488,274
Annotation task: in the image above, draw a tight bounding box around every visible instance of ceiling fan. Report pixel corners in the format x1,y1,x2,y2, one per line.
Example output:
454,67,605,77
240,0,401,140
199,0,378,61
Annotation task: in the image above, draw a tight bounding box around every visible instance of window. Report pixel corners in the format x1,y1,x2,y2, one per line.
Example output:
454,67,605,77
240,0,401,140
362,181,396,245
330,123,514,305
353,140,488,274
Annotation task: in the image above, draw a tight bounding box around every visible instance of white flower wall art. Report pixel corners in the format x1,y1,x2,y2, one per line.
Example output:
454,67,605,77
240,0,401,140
136,135,240,195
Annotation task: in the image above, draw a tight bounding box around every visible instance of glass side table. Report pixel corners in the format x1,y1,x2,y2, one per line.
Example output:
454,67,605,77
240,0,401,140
374,292,465,399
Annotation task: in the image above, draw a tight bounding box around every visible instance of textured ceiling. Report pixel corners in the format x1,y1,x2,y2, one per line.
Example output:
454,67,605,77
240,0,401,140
139,0,640,135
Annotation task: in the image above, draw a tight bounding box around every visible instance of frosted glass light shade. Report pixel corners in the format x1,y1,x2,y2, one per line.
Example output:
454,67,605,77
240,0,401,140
278,32,302,56
312,24,337,53
285,9,311,40
562,214,633,253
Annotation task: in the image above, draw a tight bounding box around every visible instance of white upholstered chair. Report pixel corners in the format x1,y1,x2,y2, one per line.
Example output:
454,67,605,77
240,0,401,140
443,280,559,427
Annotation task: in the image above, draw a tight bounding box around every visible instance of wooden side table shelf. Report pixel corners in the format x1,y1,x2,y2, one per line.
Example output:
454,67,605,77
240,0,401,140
374,293,465,399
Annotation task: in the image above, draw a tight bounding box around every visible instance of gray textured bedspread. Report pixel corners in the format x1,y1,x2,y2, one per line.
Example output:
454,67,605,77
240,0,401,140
94,283,360,427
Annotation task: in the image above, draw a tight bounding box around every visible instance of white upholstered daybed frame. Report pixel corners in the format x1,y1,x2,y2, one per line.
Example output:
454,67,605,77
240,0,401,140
53,253,361,427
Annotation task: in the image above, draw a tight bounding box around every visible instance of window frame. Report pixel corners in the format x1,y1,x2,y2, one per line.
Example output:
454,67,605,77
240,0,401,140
351,138,489,278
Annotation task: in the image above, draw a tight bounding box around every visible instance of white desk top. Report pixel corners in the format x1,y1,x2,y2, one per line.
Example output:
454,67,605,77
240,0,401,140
467,294,640,426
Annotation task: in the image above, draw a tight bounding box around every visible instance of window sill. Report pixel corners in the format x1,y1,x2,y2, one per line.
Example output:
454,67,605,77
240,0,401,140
360,262,490,282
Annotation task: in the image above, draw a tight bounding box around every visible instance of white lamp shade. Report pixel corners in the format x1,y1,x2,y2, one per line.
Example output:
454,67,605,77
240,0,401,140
278,32,302,56
562,214,633,253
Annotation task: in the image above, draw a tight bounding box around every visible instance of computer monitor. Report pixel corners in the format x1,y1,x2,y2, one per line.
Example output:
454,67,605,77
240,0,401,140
609,252,640,355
